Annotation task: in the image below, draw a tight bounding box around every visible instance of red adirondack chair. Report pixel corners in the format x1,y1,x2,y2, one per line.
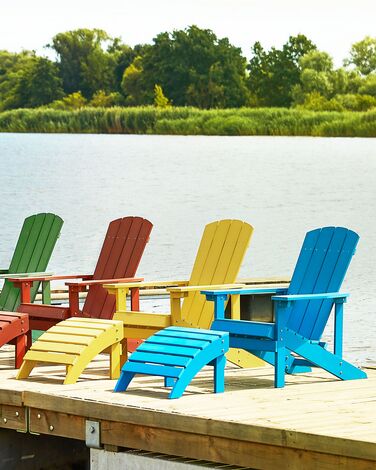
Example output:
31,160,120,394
5,216,153,365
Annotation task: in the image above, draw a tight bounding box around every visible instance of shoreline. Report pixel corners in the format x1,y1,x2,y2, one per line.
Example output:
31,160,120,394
1,106,375,137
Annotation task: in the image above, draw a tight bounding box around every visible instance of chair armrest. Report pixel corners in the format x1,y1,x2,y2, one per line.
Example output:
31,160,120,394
104,280,190,312
104,279,188,290
201,287,288,298
64,278,143,316
8,273,93,283
8,274,93,304
271,292,349,302
0,271,54,280
169,283,246,295
66,277,144,288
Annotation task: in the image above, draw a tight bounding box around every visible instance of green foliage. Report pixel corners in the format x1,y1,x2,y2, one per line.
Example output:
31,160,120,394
16,57,64,108
89,90,124,107
139,25,250,108
358,74,376,96
295,92,344,111
0,106,375,137
49,28,122,98
0,50,31,110
300,50,333,72
121,56,149,105
50,91,87,109
1,29,376,117
154,84,171,107
0,52,63,110
292,48,376,112
107,39,137,92
345,36,376,75
334,93,376,111
247,35,317,107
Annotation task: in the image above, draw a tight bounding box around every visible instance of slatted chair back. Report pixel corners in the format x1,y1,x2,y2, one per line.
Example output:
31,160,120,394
286,227,359,341
181,220,253,329
82,217,153,319
0,213,63,312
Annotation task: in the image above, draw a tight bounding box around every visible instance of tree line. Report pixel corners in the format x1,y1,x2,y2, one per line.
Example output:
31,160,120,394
0,26,375,112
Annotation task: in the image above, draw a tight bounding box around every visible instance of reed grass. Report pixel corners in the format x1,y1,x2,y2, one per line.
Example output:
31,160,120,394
0,107,375,137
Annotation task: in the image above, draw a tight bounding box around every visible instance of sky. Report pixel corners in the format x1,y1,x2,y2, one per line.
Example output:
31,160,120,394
0,0,375,66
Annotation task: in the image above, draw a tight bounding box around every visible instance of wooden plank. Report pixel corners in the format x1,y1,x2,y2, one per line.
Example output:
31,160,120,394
47,325,100,336
18,303,70,320
25,406,376,469
39,333,92,345
29,341,85,355
29,408,85,440
0,346,374,465
23,351,76,365
0,404,27,432
0,389,23,407
115,312,171,328
21,386,376,461
100,420,375,470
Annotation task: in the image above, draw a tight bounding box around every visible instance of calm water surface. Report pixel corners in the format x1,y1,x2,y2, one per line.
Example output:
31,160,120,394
0,134,375,365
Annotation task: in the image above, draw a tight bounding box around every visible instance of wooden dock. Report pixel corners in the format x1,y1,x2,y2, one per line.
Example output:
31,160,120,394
0,346,374,469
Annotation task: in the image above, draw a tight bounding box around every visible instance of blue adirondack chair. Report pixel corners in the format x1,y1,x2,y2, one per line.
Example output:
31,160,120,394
202,227,367,388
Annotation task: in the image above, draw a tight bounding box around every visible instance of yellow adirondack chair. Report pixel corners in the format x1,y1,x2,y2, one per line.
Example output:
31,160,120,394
105,219,264,368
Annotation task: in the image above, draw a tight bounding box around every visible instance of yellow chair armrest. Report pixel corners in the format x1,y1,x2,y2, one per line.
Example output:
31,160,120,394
167,283,246,295
104,279,188,290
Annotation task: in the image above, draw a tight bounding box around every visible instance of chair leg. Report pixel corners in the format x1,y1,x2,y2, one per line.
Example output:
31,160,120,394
26,331,32,351
275,346,286,388
15,334,26,369
110,343,121,380
120,339,128,368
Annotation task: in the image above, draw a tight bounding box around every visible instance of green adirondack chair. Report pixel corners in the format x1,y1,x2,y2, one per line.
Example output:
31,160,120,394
0,213,63,311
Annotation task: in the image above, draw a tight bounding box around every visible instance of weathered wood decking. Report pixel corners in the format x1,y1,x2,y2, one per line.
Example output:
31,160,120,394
0,346,374,469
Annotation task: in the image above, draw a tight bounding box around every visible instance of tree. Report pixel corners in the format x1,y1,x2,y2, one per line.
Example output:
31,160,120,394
16,57,63,108
49,29,119,98
293,51,335,101
358,74,376,96
292,50,376,111
107,39,139,93
154,84,171,107
137,25,250,108
345,36,376,75
0,50,34,110
121,56,148,105
247,35,317,107
0,52,63,110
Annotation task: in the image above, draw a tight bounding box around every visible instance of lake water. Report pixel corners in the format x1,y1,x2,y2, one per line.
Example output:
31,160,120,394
0,133,375,365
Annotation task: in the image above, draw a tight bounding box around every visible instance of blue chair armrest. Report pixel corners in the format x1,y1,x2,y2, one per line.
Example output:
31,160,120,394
271,292,349,302
201,287,287,298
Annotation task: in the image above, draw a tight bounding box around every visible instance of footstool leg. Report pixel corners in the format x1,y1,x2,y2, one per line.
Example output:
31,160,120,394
214,355,226,393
